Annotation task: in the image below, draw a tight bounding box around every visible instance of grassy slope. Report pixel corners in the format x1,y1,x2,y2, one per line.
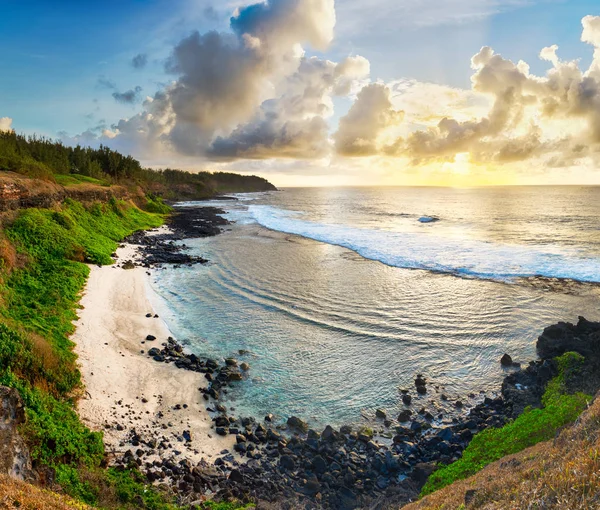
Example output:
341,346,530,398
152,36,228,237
0,197,251,509
421,353,590,496
404,389,600,509
0,198,182,508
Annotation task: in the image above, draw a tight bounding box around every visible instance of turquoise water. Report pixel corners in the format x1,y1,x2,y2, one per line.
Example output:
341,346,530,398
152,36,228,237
149,187,600,428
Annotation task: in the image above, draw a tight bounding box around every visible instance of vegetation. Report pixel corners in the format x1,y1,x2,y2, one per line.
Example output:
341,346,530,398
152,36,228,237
404,386,600,510
421,352,591,496
0,130,276,198
0,197,177,507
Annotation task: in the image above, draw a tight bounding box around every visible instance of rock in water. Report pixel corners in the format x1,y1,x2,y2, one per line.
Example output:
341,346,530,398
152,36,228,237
287,416,308,433
500,353,513,366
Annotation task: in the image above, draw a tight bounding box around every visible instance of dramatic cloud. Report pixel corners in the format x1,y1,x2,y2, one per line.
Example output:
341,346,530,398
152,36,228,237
64,2,600,179
131,53,148,69
112,86,143,104
0,117,13,132
337,14,600,170
335,83,403,155
69,0,350,162
209,55,369,159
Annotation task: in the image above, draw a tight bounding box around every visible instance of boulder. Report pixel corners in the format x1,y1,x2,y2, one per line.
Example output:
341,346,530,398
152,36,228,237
500,353,513,366
0,387,36,481
287,416,308,433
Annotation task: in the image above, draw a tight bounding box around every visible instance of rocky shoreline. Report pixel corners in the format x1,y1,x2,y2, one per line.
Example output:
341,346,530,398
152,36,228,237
101,204,600,509
121,205,231,267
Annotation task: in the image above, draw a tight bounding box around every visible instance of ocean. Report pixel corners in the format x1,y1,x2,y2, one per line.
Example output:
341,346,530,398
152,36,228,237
148,186,600,429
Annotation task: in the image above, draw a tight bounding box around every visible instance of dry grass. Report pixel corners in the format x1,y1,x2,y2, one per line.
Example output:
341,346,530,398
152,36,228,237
0,237,16,272
0,474,92,509
403,394,600,510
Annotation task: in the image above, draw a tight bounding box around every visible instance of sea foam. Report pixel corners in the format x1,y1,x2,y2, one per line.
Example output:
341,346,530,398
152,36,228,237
247,205,600,283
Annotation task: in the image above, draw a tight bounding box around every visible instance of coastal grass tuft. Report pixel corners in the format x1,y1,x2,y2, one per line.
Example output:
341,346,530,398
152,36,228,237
421,352,591,496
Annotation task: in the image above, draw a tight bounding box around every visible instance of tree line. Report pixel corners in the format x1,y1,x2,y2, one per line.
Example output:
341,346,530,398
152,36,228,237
0,130,276,196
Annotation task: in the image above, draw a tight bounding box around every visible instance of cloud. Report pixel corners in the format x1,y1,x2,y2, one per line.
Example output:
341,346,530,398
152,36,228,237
336,14,600,170
203,6,219,21
131,53,148,69
96,76,116,89
335,83,403,155
337,0,532,34
0,117,13,132
67,0,344,162
209,55,369,159
112,86,143,104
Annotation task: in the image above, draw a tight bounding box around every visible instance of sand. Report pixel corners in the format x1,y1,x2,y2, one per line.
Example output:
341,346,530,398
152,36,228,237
72,236,234,463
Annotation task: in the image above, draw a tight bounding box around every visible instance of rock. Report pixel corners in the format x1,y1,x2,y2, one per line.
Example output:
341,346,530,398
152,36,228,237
465,489,478,506
225,358,238,367
411,462,437,488
500,353,513,366
303,479,321,496
148,348,161,357
416,385,427,395
398,410,412,422
216,427,228,436
264,414,274,422
0,387,36,481
375,409,386,419
279,455,296,471
228,468,244,483
146,335,156,341
214,416,229,427
287,416,308,433
240,362,250,371
312,455,328,474
122,260,136,270
402,394,412,405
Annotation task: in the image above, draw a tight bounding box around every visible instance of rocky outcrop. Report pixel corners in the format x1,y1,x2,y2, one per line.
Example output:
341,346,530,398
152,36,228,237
0,171,132,212
537,316,600,359
0,386,36,481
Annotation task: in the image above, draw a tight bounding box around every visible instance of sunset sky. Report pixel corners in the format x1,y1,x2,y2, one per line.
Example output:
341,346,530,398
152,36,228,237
1,0,600,186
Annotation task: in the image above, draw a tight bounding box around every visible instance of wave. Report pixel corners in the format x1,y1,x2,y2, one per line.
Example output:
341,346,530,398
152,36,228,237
247,205,600,283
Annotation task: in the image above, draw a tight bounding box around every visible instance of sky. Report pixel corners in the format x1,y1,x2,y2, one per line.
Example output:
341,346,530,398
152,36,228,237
1,0,600,187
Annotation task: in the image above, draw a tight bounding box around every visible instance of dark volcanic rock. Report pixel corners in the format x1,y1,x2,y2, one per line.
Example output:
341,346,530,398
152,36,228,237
500,353,513,366
287,416,308,433
537,316,600,359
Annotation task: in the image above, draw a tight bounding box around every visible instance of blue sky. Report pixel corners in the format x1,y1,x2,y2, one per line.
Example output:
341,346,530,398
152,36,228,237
0,0,595,136
1,0,600,185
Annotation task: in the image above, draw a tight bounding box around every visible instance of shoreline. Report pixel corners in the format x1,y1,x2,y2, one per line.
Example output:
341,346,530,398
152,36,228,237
70,205,600,508
72,233,235,465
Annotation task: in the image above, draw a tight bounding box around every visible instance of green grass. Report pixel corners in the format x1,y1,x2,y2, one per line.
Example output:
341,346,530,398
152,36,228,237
421,352,591,496
55,174,109,186
0,198,169,508
0,197,254,508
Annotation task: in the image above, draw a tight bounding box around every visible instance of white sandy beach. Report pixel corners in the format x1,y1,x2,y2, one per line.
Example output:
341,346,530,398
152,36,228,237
72,235,234,463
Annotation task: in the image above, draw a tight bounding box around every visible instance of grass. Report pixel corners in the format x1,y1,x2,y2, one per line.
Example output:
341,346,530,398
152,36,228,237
0,197,174,506
404,389,600,510
54,174,109,187
421,352,591,496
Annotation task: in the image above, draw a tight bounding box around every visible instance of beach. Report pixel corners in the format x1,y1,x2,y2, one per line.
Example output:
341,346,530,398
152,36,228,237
72,235,234,464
